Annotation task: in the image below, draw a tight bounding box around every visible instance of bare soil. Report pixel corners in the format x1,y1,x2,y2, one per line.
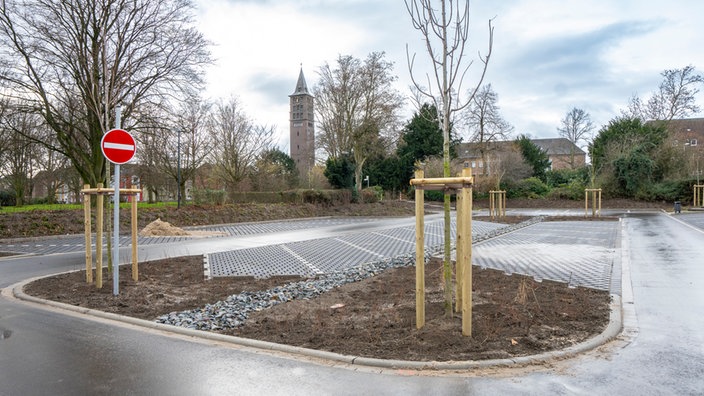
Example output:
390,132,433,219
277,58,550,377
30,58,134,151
14,199,628,362
23,255,610,362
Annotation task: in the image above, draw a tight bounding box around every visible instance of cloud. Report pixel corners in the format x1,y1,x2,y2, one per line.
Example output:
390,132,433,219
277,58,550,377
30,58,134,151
194,0,704,145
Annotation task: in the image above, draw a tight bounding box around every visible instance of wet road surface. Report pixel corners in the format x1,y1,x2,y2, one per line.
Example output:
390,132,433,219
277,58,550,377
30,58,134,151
1,211,703,394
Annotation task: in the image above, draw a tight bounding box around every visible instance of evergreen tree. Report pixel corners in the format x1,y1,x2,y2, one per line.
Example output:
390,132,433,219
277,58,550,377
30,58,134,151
515,135,550,182
396,104,460,180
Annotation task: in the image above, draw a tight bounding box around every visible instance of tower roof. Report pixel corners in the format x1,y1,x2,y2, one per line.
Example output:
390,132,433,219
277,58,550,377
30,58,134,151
291,67,309,95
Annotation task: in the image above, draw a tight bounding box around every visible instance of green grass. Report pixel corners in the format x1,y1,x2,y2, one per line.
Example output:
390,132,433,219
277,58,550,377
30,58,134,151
0,201,179,213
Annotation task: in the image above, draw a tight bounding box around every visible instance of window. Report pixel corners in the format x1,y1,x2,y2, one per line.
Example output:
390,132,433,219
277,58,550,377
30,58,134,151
690,139,698,147
471,161,476,168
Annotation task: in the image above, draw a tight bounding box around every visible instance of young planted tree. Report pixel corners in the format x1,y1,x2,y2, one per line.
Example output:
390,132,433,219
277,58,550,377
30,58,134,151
405,0,493,316
557,107,594,169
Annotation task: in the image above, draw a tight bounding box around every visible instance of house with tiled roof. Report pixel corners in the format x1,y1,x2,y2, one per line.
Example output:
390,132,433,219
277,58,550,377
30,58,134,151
658,118,704,148
531,138,586,170
650,118,704,181
456,137,586,176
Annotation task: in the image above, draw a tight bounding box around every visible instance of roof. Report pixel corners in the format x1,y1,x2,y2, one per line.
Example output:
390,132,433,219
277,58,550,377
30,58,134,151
656,118,704,136
457,138,584,158
530,138,586,156
291,67,310,96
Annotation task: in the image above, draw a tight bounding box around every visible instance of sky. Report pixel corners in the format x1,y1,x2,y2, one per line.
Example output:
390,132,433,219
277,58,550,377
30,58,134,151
194,0,704,152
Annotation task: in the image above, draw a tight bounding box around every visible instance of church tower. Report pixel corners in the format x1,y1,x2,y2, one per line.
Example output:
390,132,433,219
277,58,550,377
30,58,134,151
289,67,315,181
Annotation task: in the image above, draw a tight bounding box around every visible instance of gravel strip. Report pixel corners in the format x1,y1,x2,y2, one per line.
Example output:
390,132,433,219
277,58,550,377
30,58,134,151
155,216,544,330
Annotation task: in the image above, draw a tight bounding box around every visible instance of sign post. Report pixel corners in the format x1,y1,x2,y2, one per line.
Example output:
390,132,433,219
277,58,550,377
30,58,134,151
101,127,136,295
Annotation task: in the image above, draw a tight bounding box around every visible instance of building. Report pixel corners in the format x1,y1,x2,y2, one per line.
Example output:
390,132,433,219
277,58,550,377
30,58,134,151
457,137,586,176
657,118,704,181
289,68,315,179
662,118,704,149
531,138,587,170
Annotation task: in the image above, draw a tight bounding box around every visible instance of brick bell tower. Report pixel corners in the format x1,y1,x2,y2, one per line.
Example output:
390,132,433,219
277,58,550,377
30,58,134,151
289,67,315,181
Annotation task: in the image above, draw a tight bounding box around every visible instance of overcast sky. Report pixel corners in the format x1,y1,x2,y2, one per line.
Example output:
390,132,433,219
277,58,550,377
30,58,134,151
194,0,704,151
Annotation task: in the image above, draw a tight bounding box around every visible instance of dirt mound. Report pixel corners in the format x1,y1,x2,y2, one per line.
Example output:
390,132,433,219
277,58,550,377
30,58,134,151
139,218,190,237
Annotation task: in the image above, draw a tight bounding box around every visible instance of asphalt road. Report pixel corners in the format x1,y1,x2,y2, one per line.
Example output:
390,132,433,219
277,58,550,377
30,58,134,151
1,211,703,395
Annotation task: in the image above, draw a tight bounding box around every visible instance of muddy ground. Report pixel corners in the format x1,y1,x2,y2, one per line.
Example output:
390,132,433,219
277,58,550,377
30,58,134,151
24,255,611,362
21,210,616,362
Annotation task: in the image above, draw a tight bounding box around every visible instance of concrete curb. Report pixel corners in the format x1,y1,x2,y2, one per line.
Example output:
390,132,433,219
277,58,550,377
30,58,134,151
10,279,623,371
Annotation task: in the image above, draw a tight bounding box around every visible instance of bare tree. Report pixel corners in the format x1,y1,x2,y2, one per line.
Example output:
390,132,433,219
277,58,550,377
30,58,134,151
34,132,70,204
625,65,703,122
208,96,274,196
557,107,594,169
314,52,404,191
0,0,211,187
464,84,514,175
0,98,8,168
0,110,40,206
406,0,493,316
250,148,297,191
138,97,213,204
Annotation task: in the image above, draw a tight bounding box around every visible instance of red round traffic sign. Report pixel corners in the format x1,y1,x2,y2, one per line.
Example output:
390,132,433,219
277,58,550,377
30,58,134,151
101,129,136,164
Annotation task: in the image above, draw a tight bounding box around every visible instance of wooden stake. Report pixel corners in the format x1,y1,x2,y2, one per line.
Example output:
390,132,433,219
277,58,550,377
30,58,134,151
489,190,495,220
414,169,425,329
455,182,463,313
83,184,92,283
131,187,138,281
95,183,103,289
460,167,473,336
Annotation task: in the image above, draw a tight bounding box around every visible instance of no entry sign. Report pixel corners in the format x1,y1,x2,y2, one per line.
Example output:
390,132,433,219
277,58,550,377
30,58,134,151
101,128,136,164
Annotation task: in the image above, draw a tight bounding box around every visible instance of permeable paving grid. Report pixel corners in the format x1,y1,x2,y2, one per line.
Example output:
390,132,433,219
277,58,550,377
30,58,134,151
207,219,508,278
471,221,619,291
208,219,620,292
0,218,380,256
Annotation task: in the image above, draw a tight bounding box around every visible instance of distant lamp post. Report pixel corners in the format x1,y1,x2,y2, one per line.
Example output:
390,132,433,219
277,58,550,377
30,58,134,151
177,128,181,209
364,175,369,188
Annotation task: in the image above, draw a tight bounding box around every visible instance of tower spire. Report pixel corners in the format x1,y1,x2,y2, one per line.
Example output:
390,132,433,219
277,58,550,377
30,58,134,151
292,66,309,95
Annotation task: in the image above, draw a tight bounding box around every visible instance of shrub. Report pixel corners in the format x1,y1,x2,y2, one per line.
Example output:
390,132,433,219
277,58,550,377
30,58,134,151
191,188,226,205
635,179,692,202
361,186,383,203
505,177,550,198
0,190,16,206
545,167,590,188
424,190,445,202
547,179,587,200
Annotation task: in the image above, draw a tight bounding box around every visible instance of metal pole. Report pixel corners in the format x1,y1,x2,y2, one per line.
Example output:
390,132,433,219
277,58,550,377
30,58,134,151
177,128,181,209
112,107,121,296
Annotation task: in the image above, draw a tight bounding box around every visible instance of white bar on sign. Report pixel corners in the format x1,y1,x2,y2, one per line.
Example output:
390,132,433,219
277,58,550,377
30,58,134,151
104,142,135,151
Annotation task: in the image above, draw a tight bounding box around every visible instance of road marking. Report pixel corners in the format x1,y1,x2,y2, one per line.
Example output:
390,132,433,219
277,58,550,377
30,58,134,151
281,245,323,274
371,231,414,245
334,238,385,258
